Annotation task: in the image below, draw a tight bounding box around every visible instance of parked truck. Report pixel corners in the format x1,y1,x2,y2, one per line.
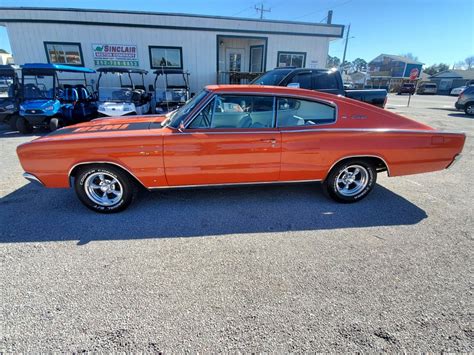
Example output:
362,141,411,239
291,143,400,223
251,67,388,108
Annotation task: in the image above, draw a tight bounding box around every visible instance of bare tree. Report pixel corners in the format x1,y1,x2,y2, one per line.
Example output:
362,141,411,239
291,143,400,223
400,53,419,62
465,56,474,69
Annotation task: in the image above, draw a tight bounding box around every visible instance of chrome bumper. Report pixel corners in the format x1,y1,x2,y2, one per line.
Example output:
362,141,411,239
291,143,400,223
23,172,44,186
446,154,462,169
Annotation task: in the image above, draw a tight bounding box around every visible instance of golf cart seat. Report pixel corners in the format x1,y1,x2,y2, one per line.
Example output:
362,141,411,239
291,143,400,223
75,85,90,101
132,89,147,103
63,88,79,103
135,85,146,90
24,83,41,99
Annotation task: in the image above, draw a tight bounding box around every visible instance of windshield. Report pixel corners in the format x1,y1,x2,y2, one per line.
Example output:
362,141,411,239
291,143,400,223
23,74,55,100
0,75,15,98
251,69,292,85
99,87,133,102
167,90,209,128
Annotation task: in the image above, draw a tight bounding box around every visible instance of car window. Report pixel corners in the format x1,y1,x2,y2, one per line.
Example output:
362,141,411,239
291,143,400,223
289,73,312,89
312,72,338,90
277,98,336,127
188,95,275,129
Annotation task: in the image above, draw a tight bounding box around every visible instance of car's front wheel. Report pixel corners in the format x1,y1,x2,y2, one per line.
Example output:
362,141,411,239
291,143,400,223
323,159,377,203
74,165,137,213
465,103,474,116
16,116,33,134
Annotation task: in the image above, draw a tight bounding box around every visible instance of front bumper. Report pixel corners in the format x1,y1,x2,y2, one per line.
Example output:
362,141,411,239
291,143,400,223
23,172,44,186
446,154,462,169
455,102,464,110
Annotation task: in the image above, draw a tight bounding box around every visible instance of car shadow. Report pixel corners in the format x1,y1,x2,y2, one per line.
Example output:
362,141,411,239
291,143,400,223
448,113,472,119
0,182,427,245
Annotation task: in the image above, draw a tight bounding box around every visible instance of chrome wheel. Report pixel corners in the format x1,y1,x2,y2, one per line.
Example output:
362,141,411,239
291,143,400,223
335,164,369,197
84,172,123,206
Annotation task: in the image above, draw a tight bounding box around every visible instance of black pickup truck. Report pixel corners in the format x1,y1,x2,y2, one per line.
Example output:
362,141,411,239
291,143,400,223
251,67,387,108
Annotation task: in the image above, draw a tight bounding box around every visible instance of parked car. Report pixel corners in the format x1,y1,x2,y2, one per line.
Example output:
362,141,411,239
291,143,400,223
455,86,474,116
96,67,151,117
450,86,467,96
417,82,437,95
251,68,387,108
0,64,20,130
397,83,416,95
17,63,97,133
17,85,465,213
150,69,191,114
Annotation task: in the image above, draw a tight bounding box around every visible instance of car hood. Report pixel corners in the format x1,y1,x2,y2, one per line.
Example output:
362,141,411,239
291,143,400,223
32,115,168,142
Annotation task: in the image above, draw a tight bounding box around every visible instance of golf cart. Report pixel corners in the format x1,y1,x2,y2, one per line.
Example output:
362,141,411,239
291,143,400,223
96,67,151,117
0,65,20,131
150,69,190,114
17,63,97,133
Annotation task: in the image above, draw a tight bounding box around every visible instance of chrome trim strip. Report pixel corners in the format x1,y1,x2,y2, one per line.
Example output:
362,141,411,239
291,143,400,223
23,172,44,186
148,178,322,190
279,128,465,135
326,155,391,177
446,154,462,169
67,161,147,188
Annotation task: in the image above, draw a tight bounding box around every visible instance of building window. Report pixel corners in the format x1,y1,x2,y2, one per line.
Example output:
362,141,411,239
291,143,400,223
149,46,183,69
44,42,83,66
277,51,306,68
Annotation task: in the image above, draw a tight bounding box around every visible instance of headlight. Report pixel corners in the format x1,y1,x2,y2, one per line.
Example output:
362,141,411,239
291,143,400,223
44,105,54,111
5,104,14,110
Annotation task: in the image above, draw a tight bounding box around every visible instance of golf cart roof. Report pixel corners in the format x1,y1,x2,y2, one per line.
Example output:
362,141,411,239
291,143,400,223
21,63,96,75
0,64,17,75
97,67,148,74
153,69,189,75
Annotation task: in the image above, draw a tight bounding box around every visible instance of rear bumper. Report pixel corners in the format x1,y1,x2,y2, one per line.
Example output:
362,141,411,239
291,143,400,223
23,172,44,186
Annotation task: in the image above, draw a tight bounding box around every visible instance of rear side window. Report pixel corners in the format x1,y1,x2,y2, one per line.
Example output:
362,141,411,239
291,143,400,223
277,98,336,127
312,72,338,90
288,73,312,89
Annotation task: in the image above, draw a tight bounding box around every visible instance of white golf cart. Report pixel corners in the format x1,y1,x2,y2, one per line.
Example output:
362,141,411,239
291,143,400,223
96,67,151,117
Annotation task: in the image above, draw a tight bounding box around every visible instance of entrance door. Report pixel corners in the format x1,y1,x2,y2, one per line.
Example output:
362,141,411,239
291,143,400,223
249,45,264,73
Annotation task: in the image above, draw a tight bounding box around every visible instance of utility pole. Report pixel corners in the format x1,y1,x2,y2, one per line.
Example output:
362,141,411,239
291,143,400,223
255,2,271,19
341,23,351,72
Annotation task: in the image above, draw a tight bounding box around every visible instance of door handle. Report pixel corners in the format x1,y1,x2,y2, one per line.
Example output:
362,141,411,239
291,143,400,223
260,138,277,144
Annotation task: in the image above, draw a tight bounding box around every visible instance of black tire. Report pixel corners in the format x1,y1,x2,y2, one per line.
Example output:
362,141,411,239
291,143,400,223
49,118,60,131
8,114,19,131
74,165,137,213
464,102,474,116
323,159,377,203
16,116,33,134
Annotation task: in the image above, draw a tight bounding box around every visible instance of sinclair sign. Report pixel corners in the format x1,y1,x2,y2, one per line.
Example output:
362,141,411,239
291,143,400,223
92,44,139,67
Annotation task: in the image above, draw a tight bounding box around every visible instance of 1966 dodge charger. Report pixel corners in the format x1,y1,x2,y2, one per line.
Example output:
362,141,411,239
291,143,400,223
17,85,465,213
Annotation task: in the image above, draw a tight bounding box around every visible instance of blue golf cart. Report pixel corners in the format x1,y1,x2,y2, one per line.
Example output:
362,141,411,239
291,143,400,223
17,63,97,133
0,64,20,131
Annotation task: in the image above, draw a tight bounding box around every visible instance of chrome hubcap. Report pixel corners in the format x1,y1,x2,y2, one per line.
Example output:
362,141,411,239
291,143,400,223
85,172,123,206
467,105,474,114
336,164,369,197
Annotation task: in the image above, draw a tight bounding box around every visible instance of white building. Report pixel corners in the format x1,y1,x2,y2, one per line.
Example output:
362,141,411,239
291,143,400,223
0,7,344,93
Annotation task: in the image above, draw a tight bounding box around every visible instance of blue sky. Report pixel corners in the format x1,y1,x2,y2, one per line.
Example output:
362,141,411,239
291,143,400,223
0,0,473,67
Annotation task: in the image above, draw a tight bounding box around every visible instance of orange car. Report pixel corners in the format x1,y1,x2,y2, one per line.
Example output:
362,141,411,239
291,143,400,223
17,85,465,213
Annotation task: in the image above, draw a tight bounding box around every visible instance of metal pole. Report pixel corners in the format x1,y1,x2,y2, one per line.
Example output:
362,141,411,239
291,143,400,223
341,24,351,70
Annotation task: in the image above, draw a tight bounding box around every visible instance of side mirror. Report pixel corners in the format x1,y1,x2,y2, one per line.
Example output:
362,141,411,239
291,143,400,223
287,82,300,88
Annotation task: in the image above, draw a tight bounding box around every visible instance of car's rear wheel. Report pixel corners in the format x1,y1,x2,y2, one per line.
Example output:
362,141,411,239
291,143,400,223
74,165,137,213
323,159,377,203
16,116,33,134
465,103,474,116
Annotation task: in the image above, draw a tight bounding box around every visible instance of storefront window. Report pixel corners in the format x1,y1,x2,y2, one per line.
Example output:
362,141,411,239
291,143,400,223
44,42,83,66
149,46,183,69
277,51,306,68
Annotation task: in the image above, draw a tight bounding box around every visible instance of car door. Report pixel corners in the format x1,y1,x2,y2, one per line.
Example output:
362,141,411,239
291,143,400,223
163,94,281,186
277,96,337,181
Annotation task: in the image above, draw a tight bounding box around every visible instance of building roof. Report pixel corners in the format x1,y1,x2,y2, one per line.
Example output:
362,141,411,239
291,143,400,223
430,70,474,80
370,54,424,65
0,7,345,39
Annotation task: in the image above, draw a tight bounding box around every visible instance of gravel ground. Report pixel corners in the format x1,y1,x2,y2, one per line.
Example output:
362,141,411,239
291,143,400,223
1,94,473,352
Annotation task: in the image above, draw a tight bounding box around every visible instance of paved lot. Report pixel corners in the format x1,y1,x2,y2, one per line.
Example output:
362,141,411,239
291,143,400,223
1,94,472,352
